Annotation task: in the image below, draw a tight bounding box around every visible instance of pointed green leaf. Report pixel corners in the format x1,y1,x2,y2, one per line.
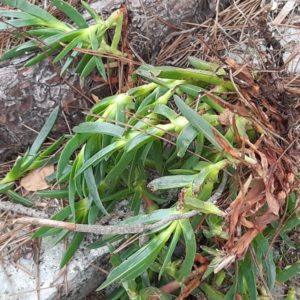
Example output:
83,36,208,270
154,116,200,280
125,131,155,152
52,229,70,246
52,0,88,28
95,56,107,80
200,283,225,300
88,235,122,249
68,154,81,219
73,122,125,137
178,219,196,279
159,222,181,279
0,10,35,18
60,41,82,75
149,140,164,174
252,234,276,290
239,254,258,300
185,197,225,216
28,106,60,157
282,217,300,232
26,28,64,37
60,232,85,267
53,36,81,63
1,40,37,61
120,208,177,225
57,134,89,179
130,188,142,215
148,174,196,191
98,223,176,290
24,47,58,67
84,167,108,215
277,261,300,283
135,66,178,88
35,136,65,159
141,65,233,89
179,83,202,98
192,167,211,193
6,190,34,207
36,189,69,199
0,0,69,30
174,95,223,151
76,141,124,176
0,155,24,184
32,205,72,238
111,10,123,51
80,56,96,81
153,104,177,121
0,182,14,194
91,94,126,115
75,53,91,73
35,227,65,238
88,205,100,224
0,18,44,29
188,56,225,75
104,151,135,184
41,30,84,49
176,124,198,158
81,0,102,23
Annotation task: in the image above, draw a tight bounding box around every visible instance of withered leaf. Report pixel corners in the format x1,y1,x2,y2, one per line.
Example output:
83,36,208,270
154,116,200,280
20,165,54,192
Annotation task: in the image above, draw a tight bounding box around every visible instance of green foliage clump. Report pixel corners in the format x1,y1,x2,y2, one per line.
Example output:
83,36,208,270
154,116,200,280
0,1,299,299
0,56,267,298
0,0,124,83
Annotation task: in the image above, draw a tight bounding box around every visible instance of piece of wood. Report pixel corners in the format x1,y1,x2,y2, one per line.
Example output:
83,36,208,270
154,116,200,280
0,199,49,218
0,56,89,161
272,0,296,25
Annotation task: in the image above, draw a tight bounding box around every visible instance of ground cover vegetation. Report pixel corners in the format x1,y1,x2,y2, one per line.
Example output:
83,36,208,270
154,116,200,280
0,1,299,299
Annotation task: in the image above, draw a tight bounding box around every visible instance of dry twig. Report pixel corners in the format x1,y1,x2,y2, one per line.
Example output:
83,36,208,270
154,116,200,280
14,210,200,235
0,200,49,218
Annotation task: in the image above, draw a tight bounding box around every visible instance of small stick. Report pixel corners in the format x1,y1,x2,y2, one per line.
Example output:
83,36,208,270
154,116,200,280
14,210,200,235
0,200,49,218
208,171,228,203
13,178,229,235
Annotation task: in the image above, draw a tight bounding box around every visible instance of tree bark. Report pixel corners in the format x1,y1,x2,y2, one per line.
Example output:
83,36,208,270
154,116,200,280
0,57,88,161
0,0,227,162
86,0,224,62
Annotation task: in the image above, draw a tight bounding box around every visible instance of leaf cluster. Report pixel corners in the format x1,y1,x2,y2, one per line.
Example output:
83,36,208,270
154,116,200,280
0,41,298,298
0,0,124,83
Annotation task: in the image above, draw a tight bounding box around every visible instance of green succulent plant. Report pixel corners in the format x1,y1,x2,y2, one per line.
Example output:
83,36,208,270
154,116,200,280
0,55,270,297
0,3,298,297
0,0,124,83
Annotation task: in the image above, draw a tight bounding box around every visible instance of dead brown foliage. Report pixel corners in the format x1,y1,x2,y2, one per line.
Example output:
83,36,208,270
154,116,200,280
156,0,299,263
